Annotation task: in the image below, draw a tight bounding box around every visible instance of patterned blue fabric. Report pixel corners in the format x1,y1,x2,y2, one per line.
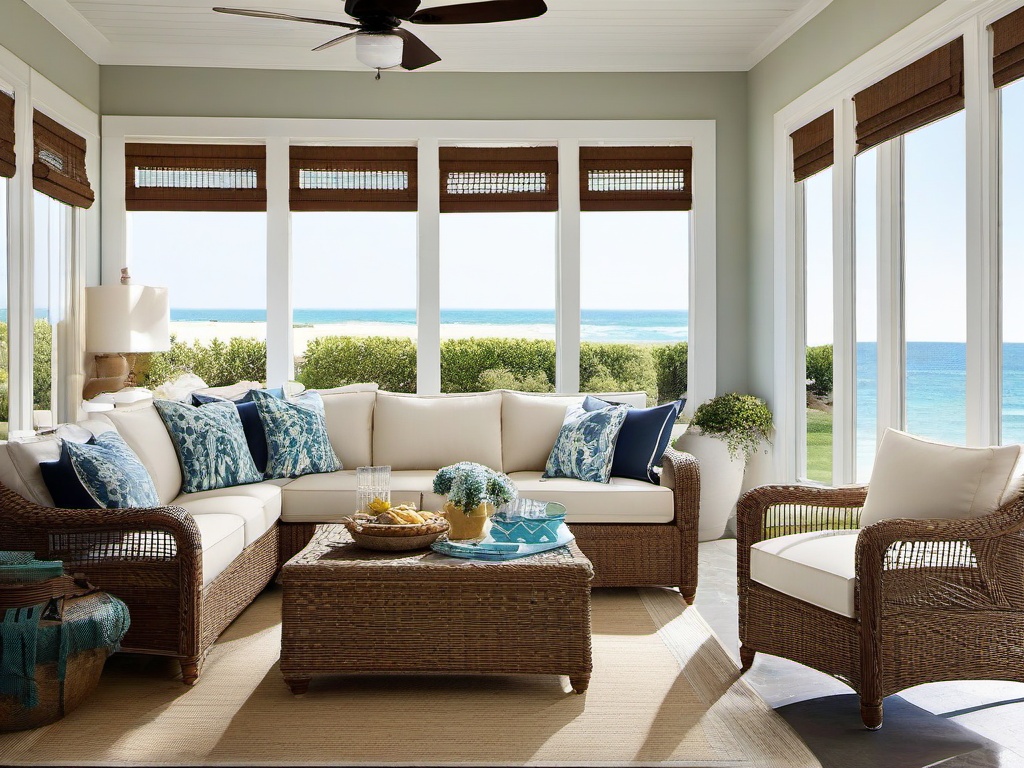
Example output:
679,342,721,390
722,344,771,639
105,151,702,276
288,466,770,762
154,399,262,493
583,396,684,483
250,389,341,479
543,404,629,483
63,432,159,508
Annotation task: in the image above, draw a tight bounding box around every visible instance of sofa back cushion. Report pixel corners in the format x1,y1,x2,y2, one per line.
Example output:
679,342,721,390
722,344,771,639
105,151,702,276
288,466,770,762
501,393,585,473
98,402,183,505
319,391,376,469
373,391,503,471
861,428,1023,527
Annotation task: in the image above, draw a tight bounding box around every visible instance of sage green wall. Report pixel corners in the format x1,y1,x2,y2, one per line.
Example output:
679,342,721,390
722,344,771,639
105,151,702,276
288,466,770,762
746,0,946,402
0,0,100,111
101,67,750,392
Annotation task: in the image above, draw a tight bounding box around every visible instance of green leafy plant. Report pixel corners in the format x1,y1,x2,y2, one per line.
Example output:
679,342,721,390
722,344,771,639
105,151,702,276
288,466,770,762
805,344,834,398
690,393,773,460
432,461,517,514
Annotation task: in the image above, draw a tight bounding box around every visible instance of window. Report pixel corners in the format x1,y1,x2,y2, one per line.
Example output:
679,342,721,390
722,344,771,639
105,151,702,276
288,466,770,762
33,192,70,426
855,148,878,481
1002,79,1024,444
803,168,833,483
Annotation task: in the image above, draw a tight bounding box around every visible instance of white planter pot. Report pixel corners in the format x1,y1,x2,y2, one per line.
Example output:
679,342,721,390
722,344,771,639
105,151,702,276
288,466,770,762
674,430,747,542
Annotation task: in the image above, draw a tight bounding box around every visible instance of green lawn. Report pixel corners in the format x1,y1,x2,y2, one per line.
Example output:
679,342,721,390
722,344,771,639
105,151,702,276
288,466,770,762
806,409,833,484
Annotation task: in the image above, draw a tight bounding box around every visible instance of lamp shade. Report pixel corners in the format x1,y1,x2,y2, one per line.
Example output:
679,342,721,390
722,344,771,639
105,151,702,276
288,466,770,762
86,284,170,354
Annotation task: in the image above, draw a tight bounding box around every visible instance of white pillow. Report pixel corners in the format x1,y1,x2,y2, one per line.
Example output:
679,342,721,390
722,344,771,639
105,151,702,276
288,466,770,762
860,429,1023,527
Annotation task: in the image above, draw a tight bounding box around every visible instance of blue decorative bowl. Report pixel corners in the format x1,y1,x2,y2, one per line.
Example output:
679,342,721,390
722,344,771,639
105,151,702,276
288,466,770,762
490,500,567,544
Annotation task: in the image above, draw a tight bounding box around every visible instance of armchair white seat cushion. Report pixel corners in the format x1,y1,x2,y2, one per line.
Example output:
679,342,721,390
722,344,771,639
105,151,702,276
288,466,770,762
192,513,246,587
861,429,1023,527
749,530,860,618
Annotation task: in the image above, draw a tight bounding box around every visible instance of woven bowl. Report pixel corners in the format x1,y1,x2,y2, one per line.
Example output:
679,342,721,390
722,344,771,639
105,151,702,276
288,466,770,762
342,517,450,552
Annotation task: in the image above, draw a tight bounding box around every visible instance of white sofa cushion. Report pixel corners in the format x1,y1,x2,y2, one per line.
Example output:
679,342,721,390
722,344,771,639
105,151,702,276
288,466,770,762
501,393,585,473
280,469,428,523
174,481,282,532
861,429,1023,528
497,471,675,524
4,423,117,506
97,403,183,505
319,391,375,469
749,530,860,618
372,391,503,471
192,513,246,587
178,496,271,547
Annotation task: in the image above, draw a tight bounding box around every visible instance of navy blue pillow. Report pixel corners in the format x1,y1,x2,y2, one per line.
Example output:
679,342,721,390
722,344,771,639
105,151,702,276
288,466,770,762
582,396,684,484
40,441,100,509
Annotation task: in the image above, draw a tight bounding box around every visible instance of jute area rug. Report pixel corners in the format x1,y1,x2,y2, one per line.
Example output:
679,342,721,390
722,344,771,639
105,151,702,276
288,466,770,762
0,586,819,767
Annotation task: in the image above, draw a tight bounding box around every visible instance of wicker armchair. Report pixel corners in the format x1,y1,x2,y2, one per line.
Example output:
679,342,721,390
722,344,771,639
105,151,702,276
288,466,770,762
0,482,278,684
737,483,1024,729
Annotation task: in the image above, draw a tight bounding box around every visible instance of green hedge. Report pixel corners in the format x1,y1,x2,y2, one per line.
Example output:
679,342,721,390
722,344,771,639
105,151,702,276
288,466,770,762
0,320,50,416
297,336,417,393
144,336,267,389
806,344,834,398
440,338,555,393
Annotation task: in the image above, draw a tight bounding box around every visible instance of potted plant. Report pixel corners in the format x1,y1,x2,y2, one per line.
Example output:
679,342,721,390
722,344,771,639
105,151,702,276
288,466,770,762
674,393,773,541
432,462,518,540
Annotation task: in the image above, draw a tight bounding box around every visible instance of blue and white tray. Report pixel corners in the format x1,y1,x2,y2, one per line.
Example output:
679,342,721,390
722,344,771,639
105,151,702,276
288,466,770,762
430,524,574,561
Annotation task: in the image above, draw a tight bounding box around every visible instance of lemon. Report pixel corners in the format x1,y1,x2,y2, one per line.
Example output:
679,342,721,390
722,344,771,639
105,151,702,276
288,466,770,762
367,498,391,514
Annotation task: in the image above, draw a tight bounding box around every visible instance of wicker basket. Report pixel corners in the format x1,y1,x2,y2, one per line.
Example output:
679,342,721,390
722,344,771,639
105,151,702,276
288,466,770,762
0,647,108,732
342,517,449,552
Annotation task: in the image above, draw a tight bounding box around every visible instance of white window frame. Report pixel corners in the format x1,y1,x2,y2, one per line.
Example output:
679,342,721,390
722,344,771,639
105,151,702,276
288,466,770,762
102,118,717,409
0,44,98,434
773,0,1019,483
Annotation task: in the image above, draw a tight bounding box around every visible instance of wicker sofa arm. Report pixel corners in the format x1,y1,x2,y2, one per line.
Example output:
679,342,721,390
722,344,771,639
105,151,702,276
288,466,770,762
661,446,700,531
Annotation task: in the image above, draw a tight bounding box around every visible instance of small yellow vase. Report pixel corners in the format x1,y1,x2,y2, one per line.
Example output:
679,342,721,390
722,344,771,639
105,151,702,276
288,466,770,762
441,501,494,541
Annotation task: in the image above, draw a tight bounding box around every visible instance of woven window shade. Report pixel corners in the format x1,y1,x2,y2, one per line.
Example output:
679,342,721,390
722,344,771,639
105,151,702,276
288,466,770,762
0,91,14,179
125,144,267,212
33,110,94,208
440,147,557,213
290,146,417,212
854,37,964,153
579,147,692,212
992,5,1024,89
791,112,834,183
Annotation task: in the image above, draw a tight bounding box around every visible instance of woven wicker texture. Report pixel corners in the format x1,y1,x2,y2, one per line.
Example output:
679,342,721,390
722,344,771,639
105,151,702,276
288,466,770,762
992,4,1024,89
289,146,417,211
33,110,94,209
579,146,693,212
0,90,13,179
737,483,1024,729
0,586,819,767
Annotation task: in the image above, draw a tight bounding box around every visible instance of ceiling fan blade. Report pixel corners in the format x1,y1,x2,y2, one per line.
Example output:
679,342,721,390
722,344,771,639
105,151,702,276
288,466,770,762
409,0,546,25
312,31,361,52
345,0,421,20
212,7,361,30
393,28,442,70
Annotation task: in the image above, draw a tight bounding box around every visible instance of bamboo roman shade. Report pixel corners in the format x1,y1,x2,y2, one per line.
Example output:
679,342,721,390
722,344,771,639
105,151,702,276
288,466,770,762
791,112,834,183
853,37,964,153
33,110,94,208
579,146,692,212
0,91,14,179
440,147,558,213
290,146,417,212
992,5,1024,89
125,144,267,212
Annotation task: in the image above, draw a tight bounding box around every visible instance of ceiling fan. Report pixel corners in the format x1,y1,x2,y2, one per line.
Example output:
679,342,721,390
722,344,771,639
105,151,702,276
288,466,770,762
213,0,548,76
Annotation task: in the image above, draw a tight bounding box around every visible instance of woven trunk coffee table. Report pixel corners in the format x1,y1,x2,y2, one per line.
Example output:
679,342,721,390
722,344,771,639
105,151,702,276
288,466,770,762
280,524,594,694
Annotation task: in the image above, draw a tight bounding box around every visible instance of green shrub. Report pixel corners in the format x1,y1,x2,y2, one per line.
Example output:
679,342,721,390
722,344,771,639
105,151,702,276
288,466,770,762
478,368,554,393
806,344,834,398
144,336,267,388
580,342,658,405
298,336,416,392
653,342,688,404
440,338,555,393
32,320,51,411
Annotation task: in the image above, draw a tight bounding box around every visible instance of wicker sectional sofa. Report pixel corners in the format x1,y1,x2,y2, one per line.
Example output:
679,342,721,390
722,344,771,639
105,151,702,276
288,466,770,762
0,387,699,684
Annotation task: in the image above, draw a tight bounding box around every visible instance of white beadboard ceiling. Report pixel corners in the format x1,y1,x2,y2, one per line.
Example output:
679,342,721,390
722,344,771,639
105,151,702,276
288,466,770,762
24,0,833,72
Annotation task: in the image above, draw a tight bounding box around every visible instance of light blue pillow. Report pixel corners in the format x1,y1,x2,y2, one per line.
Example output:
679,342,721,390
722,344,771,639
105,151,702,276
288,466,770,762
543,404,629,484
63,431,159,508
154,399,262,493
250,389,341,479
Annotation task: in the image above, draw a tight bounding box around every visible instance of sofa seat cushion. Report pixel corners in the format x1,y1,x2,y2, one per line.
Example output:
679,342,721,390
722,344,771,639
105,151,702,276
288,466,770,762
497,471,675,524
178,496,271,547
174,481,282,531
192,513,246,587
280,469,428,524
373,391,503,471
749,530,860,618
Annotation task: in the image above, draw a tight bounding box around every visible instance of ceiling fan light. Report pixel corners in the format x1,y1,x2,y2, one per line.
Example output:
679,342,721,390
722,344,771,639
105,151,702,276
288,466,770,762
355,33,404,70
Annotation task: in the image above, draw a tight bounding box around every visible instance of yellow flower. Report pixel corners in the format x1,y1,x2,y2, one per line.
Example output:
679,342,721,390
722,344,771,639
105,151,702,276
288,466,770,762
367,498,391,514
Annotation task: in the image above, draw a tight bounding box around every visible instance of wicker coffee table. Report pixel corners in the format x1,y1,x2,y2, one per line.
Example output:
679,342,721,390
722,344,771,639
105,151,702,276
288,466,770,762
280,524,594,694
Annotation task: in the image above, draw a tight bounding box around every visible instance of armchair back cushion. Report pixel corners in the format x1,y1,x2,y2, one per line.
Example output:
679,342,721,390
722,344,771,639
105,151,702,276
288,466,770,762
372,391,503,471
98,403,184,505
861,428,1023,527
319,391,375,469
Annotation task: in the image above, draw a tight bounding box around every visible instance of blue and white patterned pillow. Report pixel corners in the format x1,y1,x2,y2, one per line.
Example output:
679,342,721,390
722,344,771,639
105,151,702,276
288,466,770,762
250,389,341,479
62,431,160,508
154,399,262,493
543,404,629,484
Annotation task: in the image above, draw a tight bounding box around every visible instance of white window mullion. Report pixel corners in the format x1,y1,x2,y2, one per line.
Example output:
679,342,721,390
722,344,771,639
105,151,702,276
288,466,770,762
417,139,441,395
265,138,293,387
964,18,1001,446
9,85,33,436
832,99,857,484
556,140,581,394
794,183,808,479
876,139,906,440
